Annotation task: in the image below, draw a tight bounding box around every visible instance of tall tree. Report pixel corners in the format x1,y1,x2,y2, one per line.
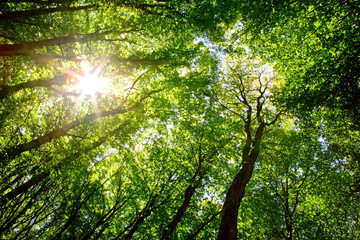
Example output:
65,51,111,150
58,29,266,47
235,0,360,128
212,55,281,239
1,0,359,239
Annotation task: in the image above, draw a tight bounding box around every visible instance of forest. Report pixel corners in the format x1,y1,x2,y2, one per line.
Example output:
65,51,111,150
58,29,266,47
0,0,359,239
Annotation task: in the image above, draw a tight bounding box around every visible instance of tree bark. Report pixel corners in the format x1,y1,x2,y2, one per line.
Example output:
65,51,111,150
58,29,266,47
217,162,255,240
0,180,53,234
160,140,222,239
0,31,112,56
123,210,152,240
161,181,200,239
0,74,66,100
0,5,95,21
217,122,265,240
285,216,293,240
284,178,293,240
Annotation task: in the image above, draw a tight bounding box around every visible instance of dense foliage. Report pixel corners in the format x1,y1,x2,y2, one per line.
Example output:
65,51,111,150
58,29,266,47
0,1,358,239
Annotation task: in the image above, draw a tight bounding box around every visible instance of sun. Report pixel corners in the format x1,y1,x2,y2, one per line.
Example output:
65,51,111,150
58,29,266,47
67,60,107,97
76,72,105,96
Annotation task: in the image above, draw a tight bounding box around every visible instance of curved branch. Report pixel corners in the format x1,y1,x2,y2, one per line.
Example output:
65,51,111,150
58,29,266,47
0,5,95,21
0,74,66,100
0,89,160,162
0,30,114,56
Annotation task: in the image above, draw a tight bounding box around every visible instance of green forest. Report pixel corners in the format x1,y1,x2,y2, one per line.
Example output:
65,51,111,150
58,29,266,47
0,0,359,239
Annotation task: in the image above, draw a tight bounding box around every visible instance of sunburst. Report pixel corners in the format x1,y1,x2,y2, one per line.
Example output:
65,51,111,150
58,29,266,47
67,59,108,98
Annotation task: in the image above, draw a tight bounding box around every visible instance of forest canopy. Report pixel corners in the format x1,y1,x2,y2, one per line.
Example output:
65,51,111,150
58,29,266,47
0,0,359,239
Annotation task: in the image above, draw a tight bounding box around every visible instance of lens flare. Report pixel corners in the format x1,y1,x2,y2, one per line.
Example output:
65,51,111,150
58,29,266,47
76,72,106,96
67,59,108,98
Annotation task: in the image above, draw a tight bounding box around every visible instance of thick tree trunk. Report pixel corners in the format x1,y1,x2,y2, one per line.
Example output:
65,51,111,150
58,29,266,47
2,170,50,205
217,162,255,240
122,195,159,240
285,217,293,240
215,60,279,239
161,141,218,239
217,121,265,240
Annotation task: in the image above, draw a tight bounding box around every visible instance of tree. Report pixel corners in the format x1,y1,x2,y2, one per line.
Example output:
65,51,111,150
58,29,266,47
0,1,243,238
0,0,225,238
233,124,360,239
1,0,359,239
210,54,281,239
234,0,360,128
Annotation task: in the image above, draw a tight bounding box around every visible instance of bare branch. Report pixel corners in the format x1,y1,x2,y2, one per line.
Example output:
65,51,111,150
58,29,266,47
265,111,282,126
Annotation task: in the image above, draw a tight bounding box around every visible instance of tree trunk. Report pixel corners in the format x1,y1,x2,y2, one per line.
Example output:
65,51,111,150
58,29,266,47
217,162,255,240
217,121,265,240
161,182,199,239
284,179,293,240
123,211,151,240
285,217,293,240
